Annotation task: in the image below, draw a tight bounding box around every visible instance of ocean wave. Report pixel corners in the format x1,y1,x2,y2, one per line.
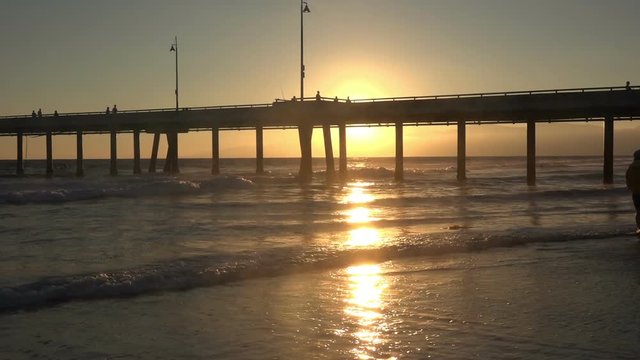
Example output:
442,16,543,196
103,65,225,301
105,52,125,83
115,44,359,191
0,224,632,313
0,176,254,205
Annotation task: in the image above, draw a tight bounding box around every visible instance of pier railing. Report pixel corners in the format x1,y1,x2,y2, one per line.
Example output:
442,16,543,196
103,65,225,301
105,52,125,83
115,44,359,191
0,103,273,120
3,85,636,120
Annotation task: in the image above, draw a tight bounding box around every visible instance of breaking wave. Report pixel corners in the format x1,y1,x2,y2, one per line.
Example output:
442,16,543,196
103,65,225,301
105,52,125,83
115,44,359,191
0,223,632,313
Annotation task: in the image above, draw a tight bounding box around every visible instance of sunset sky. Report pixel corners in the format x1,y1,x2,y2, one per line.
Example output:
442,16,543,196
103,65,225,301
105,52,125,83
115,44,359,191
1,0,640,160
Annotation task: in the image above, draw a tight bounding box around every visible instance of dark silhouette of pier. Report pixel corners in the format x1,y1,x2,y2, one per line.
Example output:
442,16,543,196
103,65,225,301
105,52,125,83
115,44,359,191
1,85,639,184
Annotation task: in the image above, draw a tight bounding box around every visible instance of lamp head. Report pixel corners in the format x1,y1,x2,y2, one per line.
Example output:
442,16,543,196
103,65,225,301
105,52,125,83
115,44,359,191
303,3,310,13
170,45,176,52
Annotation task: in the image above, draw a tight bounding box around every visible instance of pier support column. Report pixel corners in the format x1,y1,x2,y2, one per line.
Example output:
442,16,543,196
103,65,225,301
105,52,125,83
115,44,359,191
212,127,220,175
110,130,118,176
339,122,347,177
133,130,141,175
163,132,179,174
76,131,84,177
298,124,313,181
322,123,335,179
164,131,180,174
149,133,160,173
16,132,24,176
256,126,264,174
603,115,614,184
527,120,536,186
395,121,404,181
172,132,179,174
457,119,466,181
46,131,53,177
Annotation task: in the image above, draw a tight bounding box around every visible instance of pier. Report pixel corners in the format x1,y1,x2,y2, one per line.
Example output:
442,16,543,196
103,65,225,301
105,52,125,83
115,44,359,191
1,85,640,184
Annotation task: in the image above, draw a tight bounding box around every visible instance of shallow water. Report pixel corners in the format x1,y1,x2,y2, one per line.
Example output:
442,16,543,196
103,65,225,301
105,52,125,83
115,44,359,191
0,156,638,359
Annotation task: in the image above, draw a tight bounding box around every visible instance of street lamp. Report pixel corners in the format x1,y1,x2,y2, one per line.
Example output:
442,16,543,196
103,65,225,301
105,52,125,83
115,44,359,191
170,36,179,111
167,36,179,174
301,1,310,101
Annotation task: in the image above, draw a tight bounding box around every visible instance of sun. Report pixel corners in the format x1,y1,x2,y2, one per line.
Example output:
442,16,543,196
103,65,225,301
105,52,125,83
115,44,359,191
328,77,387,101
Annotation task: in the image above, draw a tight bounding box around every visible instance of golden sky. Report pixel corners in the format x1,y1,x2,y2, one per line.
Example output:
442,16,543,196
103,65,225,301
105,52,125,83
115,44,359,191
1,0,640,159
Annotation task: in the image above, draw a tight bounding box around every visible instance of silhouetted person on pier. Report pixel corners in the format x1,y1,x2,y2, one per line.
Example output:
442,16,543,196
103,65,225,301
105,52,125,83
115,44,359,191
626,149,640,233
291,96,297,102
106,107,110,115
54,110,58,117
626,81,631,90
37,109,42,118
316,91,321,101
31,110,37,118
112,105,118,114
334,96,338,102
346,97,351,104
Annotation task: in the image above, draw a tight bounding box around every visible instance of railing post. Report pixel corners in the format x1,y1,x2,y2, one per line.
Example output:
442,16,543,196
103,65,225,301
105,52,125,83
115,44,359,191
527,119,536,186
603,115,614,184
395,121,404,181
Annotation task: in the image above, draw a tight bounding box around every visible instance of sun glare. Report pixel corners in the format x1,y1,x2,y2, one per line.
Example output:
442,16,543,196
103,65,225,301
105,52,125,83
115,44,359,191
329,77,386,101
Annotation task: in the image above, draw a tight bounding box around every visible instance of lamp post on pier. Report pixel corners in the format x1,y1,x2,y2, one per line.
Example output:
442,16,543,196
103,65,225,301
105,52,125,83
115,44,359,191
165,36,179,174
297,1,313,180
170,36,179,111
300,1,310,100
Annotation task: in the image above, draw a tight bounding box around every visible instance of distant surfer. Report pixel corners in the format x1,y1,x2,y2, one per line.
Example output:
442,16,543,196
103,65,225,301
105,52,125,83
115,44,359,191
625,149,640,233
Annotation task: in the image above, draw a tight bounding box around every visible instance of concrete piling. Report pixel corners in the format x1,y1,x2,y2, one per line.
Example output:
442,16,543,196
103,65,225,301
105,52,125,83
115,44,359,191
527,120,536,186
212,127,220,175
256,126,264,174
76,131,84,177
457,120,466,181
110,130,118,176
603,115,614,184
395,121,403,181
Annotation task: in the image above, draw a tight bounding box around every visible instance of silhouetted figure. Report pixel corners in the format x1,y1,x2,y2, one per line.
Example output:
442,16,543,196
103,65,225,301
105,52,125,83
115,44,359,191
54,110,58,117
626,149,640,232
626,81,631,90
346,97,351,104
31,110,37,118
292,96,297,102
106,107,110,115
334,96,338,102
315,91,321,101
37,108,42,118
112,105,118,114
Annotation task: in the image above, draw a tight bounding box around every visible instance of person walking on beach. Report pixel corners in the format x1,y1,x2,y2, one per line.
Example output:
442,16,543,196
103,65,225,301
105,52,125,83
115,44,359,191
112,105,118,114
31,110,37,118
106,106,110,115
316,91,321,101
625,149,640,232
37,108,42,118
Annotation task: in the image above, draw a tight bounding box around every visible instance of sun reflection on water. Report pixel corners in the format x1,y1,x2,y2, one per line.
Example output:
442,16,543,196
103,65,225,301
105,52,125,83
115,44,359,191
343,183,375,204
344,264,391,360
343,183,383,249
339,183,396,359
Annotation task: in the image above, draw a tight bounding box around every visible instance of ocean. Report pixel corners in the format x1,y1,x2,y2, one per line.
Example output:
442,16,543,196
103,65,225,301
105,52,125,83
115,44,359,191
0,156,638,359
